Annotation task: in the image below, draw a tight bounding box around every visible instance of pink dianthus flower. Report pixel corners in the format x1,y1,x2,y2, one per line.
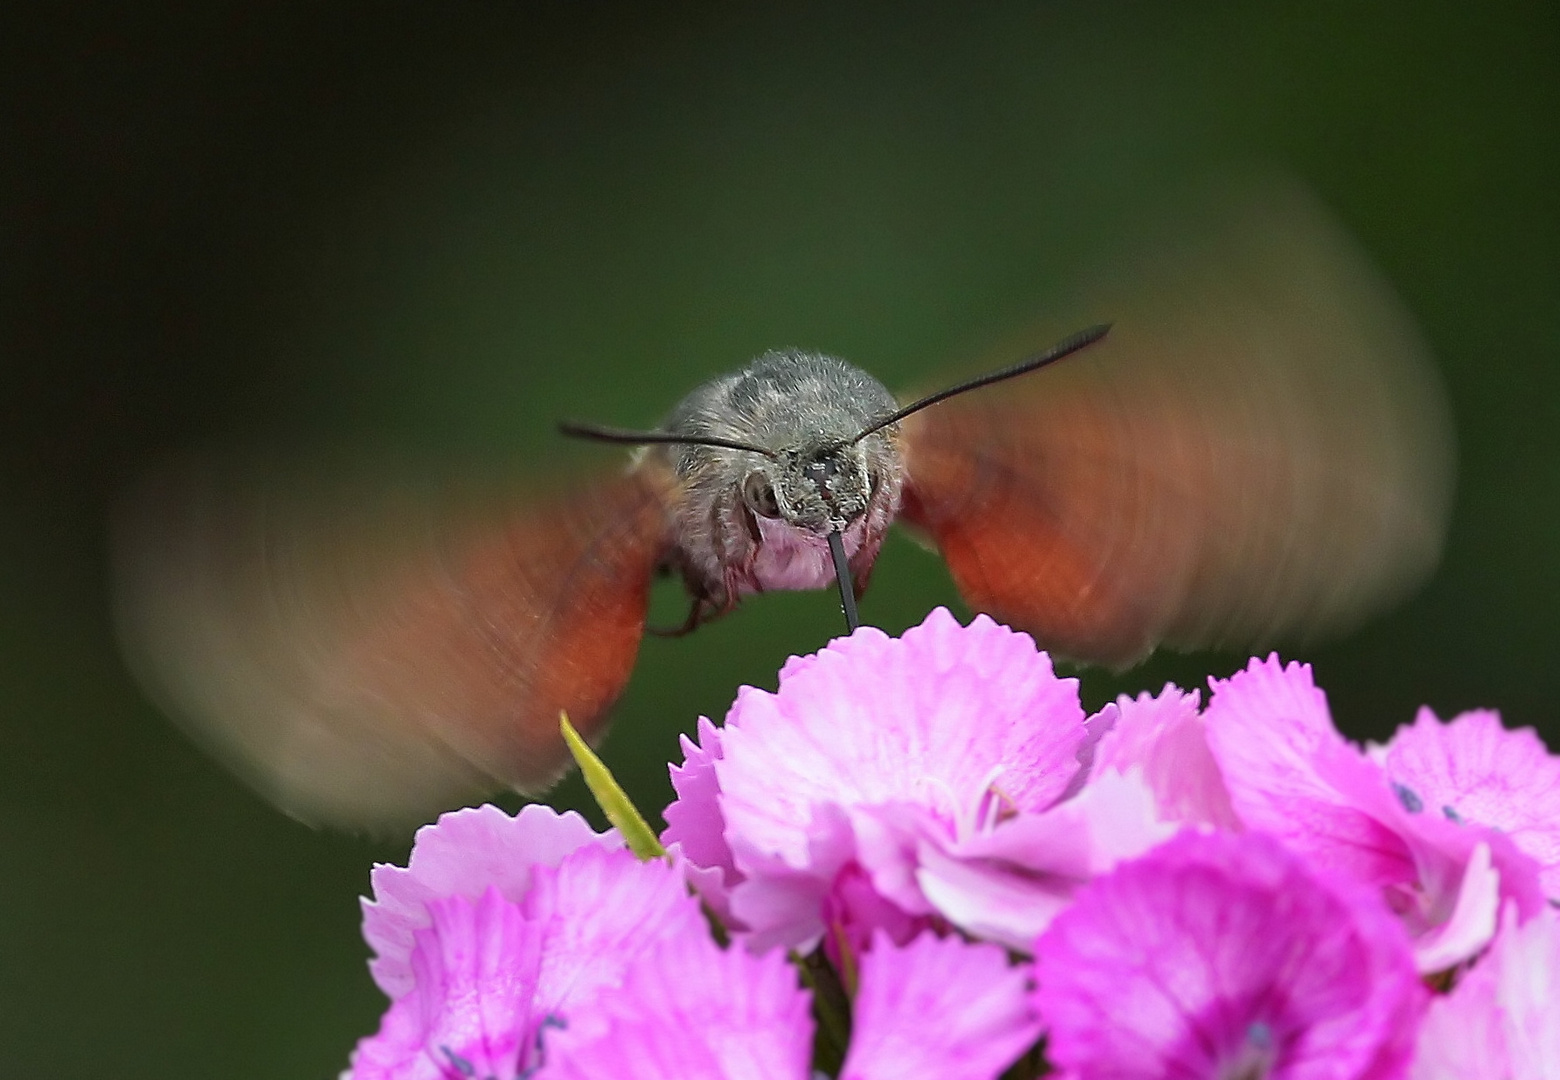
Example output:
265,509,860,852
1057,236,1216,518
338,619,1559,1079
1203,656,1547,971
663,607,1171,956
346,805,708,1079
547,930,1040,1080
543,934,815,1080
345,802,1044,1080
841,931,1041,1080
1373,707,1560,896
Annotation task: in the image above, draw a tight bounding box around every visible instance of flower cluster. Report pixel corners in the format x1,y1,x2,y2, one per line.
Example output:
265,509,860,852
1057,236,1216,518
344,608,1560,1079
344,803,1036,1080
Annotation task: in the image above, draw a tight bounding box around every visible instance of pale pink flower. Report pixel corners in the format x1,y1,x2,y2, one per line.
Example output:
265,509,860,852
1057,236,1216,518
347,887,547,1080
345,806,707,1080
548,929,1040,1080
1412,904,1560,1080
1374,708,1560,896
663,715,741,926
544,934,814,1080
1086,684,1239,828
1034,830,1426,1080
361,803,620,999
841,931,1041,1080
911,767,1174,948
663,607,1170,956
1203,656,1546,971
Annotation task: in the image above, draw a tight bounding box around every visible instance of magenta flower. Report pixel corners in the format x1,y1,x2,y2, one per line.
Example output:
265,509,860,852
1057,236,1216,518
663,607,1171,955
1203,656,1546,971
345,805,708,1080
1034,830,1426,1080
1412,904,1560,1080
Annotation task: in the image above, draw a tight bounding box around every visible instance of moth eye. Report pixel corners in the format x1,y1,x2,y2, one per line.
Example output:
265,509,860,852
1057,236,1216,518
743,473,781,519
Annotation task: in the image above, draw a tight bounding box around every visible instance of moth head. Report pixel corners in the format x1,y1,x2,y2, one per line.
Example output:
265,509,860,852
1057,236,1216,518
742,441,877,536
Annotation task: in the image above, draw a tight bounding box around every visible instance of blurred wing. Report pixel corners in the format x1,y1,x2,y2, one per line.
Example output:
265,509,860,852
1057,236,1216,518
900,182,1454,666
112,460,674,830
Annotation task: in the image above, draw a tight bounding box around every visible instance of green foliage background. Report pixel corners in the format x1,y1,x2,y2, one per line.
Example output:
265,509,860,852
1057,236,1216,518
3,4,1556,1075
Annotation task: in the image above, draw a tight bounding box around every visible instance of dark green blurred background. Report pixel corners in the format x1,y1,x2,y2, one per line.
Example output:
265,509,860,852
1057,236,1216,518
3,3,1557,1075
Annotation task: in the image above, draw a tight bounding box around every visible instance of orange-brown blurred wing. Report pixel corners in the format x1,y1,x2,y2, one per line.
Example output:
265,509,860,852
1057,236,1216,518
900,182,1454,666
113,460,675,830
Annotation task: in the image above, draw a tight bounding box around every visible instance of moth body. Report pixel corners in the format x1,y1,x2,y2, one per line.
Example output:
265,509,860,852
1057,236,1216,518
110,180,1457,829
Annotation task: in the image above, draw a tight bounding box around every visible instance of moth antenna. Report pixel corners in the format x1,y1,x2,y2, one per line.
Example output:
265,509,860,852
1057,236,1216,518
848,323,1112,444
558,420,779,459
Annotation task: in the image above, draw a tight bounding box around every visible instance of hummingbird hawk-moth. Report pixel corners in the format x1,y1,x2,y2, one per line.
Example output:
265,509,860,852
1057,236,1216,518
112,183,1453,829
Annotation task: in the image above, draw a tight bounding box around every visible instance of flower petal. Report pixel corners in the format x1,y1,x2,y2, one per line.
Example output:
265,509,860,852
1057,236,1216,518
1093,684,1238,828
521,845,709,1042
1382,708,1560,895
363,804,618,998
1412,903,1560,1080
545,937,813,1080
1205,655,1544,970
917,770,1175,950
1205,656,1414,884
347,887,545,1080
841,932,1041,1080
662,717,734,881
1497,905,1560,1078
